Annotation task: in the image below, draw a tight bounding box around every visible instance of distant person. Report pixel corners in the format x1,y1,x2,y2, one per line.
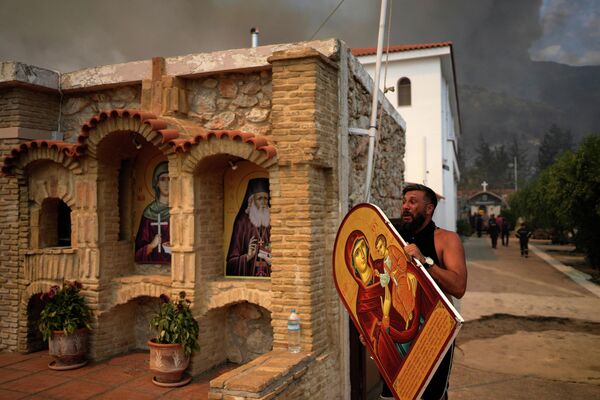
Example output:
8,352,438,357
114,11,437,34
476,214,483,237
488,214,499,249
500,216,510,246
496,214,504,232
515,223,532,257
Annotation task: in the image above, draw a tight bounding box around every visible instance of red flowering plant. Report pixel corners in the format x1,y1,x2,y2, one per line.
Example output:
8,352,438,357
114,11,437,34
149,291,199,356
38,281,92,341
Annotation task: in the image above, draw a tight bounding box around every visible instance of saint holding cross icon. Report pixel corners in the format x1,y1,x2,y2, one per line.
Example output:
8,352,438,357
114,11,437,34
135,161,171,264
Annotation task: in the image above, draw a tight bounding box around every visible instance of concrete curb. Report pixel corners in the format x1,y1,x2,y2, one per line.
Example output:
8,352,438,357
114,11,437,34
530,244,600,299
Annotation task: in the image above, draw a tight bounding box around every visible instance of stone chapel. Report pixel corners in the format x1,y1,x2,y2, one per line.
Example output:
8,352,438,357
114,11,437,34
0,38,406,398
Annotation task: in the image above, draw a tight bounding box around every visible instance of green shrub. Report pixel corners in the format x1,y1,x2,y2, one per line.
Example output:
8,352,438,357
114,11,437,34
456,219,473,237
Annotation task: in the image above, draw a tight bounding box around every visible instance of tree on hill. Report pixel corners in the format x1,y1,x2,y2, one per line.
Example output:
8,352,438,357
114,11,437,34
537,124,573,172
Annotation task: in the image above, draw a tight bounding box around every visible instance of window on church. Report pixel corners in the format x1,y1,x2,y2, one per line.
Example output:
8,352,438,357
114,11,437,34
40,198,71,248
397,77,411,106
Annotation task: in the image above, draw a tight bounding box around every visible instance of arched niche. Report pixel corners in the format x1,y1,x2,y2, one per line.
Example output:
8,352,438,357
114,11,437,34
94,131,171,278
198,302,272,372
26,293,47,352
39,198,71,248
93,295,161,359
26,160,75,249
191,154,270,281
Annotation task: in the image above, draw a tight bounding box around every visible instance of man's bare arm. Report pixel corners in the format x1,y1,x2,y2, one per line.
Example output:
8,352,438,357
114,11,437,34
429,231,467,298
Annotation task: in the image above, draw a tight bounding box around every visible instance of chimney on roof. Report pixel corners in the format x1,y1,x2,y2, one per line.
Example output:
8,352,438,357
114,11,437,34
251,27,259,48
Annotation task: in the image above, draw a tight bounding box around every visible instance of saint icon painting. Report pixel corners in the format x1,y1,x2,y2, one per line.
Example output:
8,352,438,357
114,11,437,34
226,177,272,277
333,203,462,400
135,161,171,264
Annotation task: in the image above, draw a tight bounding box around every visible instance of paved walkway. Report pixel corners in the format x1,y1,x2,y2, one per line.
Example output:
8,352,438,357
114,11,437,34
0,351,230,399
449,236,600,400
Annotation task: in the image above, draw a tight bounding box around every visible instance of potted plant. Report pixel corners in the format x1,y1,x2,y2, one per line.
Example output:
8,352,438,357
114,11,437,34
148,291,199,387
38,280,92,370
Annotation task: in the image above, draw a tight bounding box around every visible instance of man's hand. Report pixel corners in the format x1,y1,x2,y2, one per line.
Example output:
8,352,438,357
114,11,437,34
247,237,258,259
403,243,425,264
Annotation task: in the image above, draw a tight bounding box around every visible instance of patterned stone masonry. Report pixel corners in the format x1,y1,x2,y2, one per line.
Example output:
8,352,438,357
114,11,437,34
347,60,405,217
0,138,23,351
60,86,141,142
187,71,272,137
0,87,59,131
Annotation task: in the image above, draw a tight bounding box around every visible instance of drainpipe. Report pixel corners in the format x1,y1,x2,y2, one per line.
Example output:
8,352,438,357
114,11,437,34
364,0,388,203
251,27,259,48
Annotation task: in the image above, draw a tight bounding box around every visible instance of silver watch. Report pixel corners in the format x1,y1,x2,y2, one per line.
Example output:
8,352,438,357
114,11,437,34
422,256,434,269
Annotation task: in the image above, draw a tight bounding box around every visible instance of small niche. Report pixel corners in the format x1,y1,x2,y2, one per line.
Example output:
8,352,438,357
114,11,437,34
40,198,71,248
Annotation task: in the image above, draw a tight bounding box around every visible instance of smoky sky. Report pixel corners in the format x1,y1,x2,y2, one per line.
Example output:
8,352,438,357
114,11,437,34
1,0,598,130
1,1,596,84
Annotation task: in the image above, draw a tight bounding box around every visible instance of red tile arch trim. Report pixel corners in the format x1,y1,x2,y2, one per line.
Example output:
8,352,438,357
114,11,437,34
2,140,82,175
78,109,173,146
3,109,277,175
171,130,277,159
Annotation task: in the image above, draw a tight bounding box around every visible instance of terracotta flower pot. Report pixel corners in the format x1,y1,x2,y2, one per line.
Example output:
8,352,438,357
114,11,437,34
48,328,88,369
148,340,190,385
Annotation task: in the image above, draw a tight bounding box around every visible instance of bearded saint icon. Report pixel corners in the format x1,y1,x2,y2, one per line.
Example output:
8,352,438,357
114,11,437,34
226,178,272,277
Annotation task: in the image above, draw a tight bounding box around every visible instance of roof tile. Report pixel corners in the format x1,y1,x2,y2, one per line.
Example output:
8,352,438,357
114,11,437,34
351,42,452,57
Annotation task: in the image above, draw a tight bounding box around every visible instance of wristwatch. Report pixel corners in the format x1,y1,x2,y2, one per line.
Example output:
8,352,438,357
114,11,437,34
422,256,434,269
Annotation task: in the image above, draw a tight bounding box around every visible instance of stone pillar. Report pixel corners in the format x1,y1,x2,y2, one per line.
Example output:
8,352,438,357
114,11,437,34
0,139,25,352
268,47,341,356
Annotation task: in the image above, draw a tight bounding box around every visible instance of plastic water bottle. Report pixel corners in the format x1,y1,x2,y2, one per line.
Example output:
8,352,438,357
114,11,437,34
287,309,301,353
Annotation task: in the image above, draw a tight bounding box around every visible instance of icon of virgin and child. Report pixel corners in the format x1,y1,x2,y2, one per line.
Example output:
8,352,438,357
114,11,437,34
135,162,171,264
345,230,433,378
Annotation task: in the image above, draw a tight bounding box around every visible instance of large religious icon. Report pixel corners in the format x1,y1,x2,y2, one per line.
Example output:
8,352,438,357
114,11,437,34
224,165,271,278
333,203,462,400
134,161,171,264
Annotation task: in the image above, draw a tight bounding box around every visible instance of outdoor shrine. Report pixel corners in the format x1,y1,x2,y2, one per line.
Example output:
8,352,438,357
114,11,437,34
0,38,406,398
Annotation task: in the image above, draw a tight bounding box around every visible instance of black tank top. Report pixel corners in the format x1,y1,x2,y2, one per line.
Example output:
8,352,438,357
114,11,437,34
398,220,440,266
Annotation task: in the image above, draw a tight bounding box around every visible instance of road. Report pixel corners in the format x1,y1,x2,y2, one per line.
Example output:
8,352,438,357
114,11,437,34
448,236,600,399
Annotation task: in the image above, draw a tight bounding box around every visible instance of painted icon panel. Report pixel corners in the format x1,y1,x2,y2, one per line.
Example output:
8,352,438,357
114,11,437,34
133,149,171,265
224,162,271,278
333,203,462,400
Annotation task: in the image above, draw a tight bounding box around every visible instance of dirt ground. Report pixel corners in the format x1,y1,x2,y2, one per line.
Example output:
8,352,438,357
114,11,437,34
448,237,600,399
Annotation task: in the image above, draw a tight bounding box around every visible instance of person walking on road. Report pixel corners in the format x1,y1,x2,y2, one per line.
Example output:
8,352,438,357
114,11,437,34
488,214,499,249
476,213,483,237
500,216,510,246
516,223,532,257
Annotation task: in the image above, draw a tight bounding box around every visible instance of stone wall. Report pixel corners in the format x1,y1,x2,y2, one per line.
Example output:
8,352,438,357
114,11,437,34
225,302,272,364
347,54,405,218
0,87,59,131
60,86,141,142
187,72,271,137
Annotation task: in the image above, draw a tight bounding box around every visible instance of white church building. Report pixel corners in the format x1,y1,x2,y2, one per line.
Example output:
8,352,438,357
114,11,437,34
353,42,461,231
